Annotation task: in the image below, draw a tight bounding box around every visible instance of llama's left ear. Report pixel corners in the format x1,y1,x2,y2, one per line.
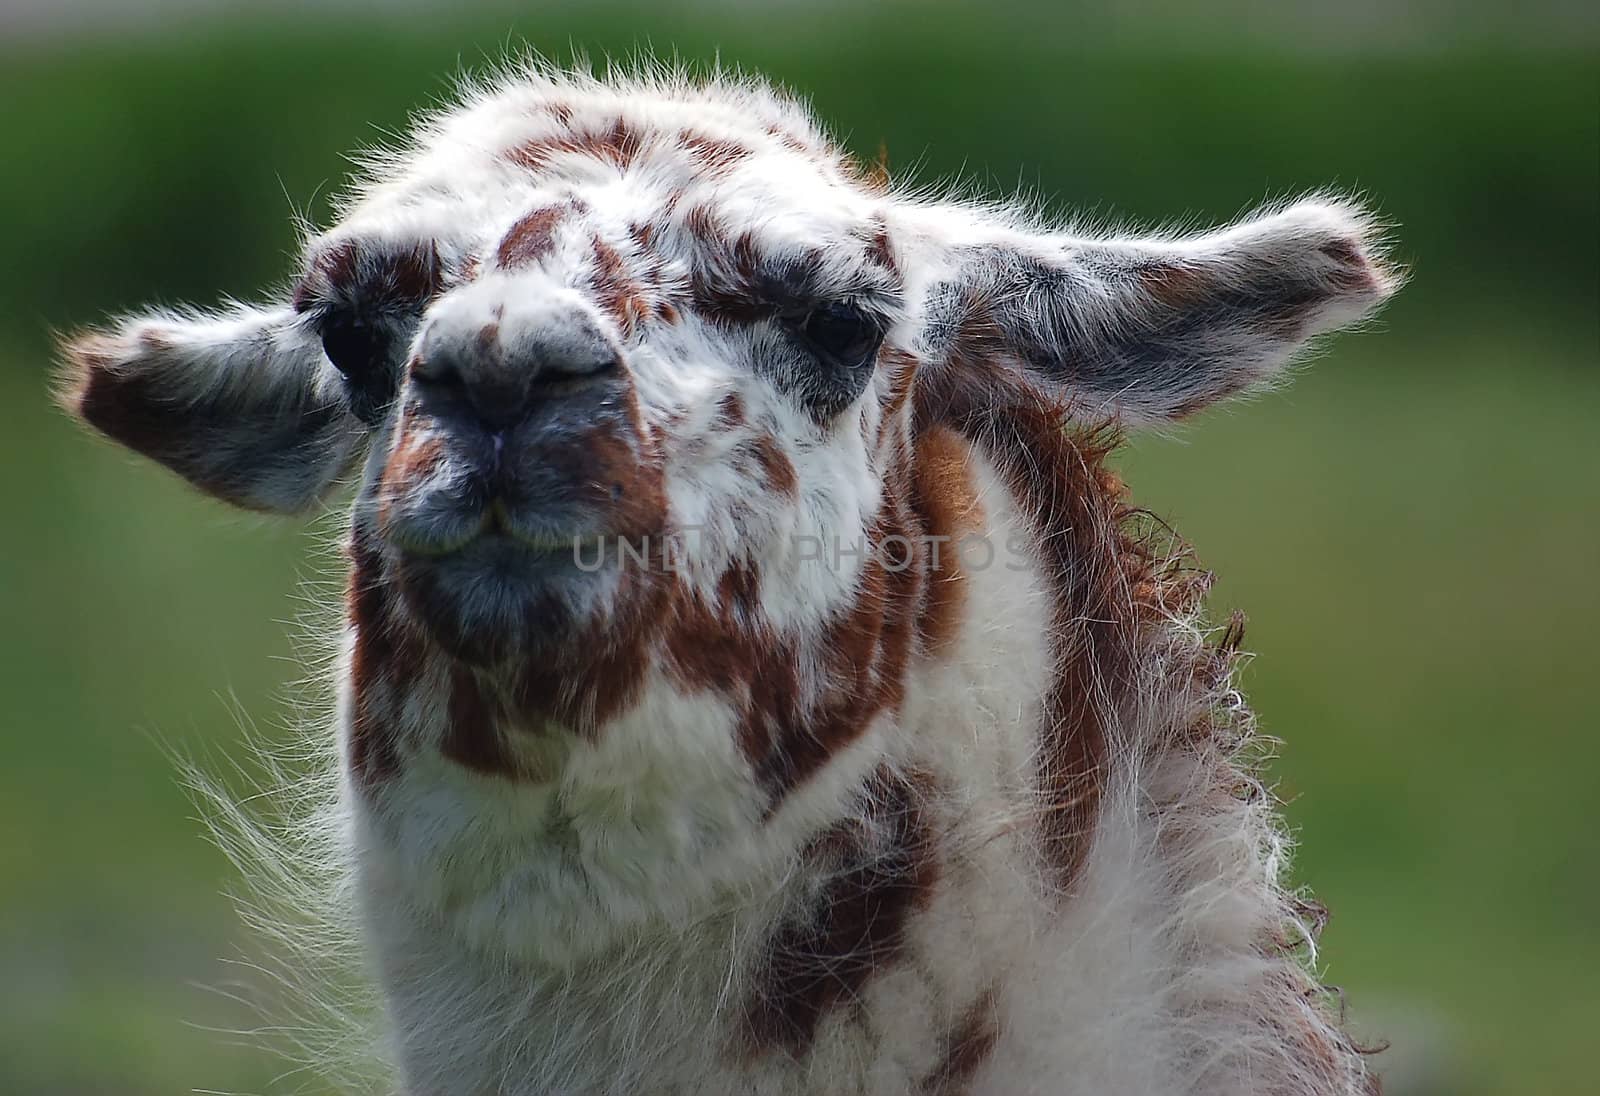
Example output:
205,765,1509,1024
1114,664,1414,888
57,303,366,513
919,197,1401,423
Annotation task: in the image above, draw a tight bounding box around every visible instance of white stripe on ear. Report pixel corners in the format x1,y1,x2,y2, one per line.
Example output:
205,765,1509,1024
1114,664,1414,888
57,303,366,512
919,196,1401,422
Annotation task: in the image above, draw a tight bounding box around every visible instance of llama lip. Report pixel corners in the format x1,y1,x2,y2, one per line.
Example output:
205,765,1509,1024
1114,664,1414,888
478,499,605,555
391,530,617,663
380,474,613,560
388,500,608,561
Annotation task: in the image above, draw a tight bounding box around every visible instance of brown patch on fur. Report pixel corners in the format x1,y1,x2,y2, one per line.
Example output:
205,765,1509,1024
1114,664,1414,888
1165,389,1223,421
659,448,923,806
293,238,442,314
920,990,1001,1094
627,220,656,250
52,332,108,419
764,497,922,802
592,116,647,169
742,765,940,1057
685,203,726,249
909,426,984,657
384,428,445,487
507,571,668,734
686,220,829,329
916,318,1153,893
716,391,746,428
58,334,136,432
389,241,444,303
661,558,773,713
659,187,686,220
59,332,345,511
503,136,581,172
473,321,500,360
691,273,766,328
580,411,668,543
507,118,649,173
135,327,173,354
1321,238,1382,293
504,401,670,734
865,219,897,273
496,205,567,269
376,425,445,529
1139,261,1209,309
751,434,797,497
440,666,521,777
878,346,920,426
1000,415,1127,892
1320,238,1361,266
345,531,412,783
678,130,752,174
765,123,813,155
591,237,649,333
292,240,358,312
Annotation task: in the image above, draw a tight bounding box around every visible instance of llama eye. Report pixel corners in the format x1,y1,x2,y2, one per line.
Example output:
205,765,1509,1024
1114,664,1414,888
321,313,396,424
800,302,883,370
322,313,383,379
779,302,885,418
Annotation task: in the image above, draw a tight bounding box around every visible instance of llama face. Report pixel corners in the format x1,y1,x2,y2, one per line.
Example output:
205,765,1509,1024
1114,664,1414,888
286,114,910,669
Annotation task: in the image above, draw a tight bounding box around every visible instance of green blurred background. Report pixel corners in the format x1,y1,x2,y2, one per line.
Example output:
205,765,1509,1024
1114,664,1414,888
1,2,1595,1093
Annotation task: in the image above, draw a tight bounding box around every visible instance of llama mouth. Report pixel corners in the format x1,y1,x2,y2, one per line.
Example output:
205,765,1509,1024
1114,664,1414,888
385,496,607,561
383,486,676,664
392,532,619,663
478,500,608,557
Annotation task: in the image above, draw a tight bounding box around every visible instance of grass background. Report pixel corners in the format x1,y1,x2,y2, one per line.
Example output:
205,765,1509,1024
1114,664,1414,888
1,3,1595,1093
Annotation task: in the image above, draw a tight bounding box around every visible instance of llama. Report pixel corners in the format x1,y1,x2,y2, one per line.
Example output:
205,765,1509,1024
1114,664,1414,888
59,63,1398,1096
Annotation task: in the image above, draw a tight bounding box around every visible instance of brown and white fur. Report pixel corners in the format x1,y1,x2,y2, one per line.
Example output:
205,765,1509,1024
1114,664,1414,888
59,62,1399,1096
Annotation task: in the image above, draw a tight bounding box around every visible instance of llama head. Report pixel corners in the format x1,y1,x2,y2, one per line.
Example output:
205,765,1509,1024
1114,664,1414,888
60,68,1397,807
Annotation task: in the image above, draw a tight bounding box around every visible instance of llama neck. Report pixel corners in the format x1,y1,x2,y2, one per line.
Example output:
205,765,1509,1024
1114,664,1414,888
345,428,1372,1094
357,741,1050,1096
346,436,1064,1093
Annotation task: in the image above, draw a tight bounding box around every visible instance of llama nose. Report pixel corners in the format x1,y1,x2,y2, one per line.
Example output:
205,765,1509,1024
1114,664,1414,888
412,298,622,432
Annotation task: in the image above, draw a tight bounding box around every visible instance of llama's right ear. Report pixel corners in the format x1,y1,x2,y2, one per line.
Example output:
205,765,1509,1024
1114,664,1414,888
57,303,366,513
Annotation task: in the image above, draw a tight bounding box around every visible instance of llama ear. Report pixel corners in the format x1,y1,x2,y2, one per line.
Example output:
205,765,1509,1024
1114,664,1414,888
925,197,1401,423
57,303,366,513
